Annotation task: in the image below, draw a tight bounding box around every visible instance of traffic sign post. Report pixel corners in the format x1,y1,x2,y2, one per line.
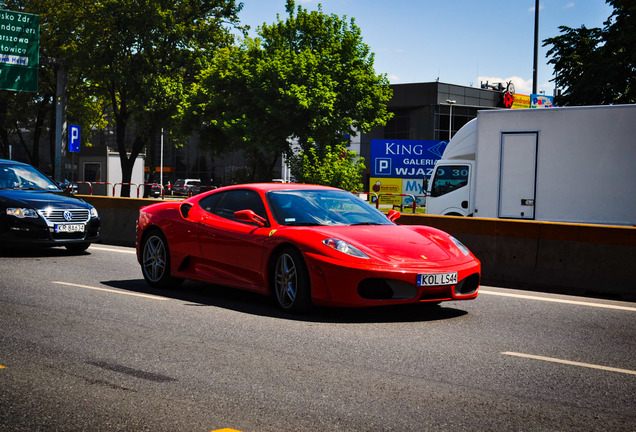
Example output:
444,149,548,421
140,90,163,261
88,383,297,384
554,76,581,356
69,125,81,152
0,9,39,92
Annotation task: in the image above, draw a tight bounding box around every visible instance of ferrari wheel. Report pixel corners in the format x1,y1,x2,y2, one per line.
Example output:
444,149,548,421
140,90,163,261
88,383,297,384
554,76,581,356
273,247,311,313
141,230,183,289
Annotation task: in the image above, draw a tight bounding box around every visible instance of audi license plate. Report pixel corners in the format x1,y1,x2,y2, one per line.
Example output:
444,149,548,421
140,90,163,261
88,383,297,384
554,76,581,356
55,224,85,233
417,272,458,286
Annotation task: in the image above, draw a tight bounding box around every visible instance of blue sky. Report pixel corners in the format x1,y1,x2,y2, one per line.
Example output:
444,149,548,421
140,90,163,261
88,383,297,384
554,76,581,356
235,0,614,96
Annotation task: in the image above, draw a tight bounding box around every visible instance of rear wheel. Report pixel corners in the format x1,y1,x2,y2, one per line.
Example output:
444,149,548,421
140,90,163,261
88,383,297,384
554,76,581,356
141,230,183,289
273,247,311,313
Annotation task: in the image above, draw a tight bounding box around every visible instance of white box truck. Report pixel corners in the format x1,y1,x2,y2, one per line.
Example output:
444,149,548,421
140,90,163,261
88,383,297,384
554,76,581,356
426,104,636,226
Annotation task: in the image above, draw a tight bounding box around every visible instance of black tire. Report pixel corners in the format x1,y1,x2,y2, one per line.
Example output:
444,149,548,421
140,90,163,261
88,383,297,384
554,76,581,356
65,242,90,253
272,247,311,313
140,230,183,289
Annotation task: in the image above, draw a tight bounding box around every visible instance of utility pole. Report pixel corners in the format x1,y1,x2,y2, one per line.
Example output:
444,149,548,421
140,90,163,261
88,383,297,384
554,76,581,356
42,57,67,181
532,0,539,95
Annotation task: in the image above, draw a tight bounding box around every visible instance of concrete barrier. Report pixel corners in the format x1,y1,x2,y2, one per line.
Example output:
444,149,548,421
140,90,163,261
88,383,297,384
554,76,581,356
80,195,167,248
399,214,636,301
81,195,636,301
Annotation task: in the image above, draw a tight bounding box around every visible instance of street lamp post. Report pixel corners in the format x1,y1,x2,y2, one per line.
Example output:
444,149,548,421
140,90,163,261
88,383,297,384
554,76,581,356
446,99,456,141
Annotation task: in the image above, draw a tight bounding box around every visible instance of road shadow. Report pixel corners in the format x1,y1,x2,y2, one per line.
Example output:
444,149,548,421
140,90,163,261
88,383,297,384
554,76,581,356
102,278,469,324
0,245,91,258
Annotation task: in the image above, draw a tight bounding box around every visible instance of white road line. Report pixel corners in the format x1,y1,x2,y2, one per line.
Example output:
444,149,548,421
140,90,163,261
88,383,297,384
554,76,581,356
51,281,168,301
91,245,137,254
502,352,636,375
479,289,636,312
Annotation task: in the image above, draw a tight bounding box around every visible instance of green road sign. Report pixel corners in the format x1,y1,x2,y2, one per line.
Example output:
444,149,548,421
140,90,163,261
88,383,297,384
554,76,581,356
0,9,39,92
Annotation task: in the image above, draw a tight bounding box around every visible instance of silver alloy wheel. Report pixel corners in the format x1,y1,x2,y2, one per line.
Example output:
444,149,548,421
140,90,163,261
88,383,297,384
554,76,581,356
274,252,297,309
143,234,167,283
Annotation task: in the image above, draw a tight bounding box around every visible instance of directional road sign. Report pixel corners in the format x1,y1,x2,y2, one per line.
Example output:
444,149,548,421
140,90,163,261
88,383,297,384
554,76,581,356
0,9,39,92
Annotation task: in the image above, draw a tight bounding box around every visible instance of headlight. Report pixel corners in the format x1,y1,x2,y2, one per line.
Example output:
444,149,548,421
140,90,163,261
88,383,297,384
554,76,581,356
6,208,39,218
450,236,471,256
323,238,369,259
90,207,99,218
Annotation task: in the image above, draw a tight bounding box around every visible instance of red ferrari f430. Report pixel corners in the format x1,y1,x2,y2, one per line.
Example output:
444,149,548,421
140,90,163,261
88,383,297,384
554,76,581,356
136,183,480,313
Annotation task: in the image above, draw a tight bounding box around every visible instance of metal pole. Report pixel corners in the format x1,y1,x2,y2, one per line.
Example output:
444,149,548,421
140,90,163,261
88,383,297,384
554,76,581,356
446,99,456,140
532,0,539,95
160,128,164,187
54,63,67,181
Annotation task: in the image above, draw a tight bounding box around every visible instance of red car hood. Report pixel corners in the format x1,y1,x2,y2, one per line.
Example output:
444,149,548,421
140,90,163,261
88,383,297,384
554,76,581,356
309,224,455,264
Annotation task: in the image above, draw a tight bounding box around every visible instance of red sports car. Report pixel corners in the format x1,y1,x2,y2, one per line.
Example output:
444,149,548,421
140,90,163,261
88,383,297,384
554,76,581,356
136,183,480,312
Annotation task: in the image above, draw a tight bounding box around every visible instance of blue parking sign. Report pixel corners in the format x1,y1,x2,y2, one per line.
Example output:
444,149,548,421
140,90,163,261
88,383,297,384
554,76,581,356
69,125,81,152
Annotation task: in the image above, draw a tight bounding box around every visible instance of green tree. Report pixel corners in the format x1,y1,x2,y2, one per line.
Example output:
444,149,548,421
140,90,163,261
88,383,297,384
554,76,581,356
288,144,365,191
76,0,243,196
544,0,635,105
183,0,392,182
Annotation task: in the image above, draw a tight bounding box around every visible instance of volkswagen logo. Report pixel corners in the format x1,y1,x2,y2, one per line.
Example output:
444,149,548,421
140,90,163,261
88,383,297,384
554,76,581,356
63,210,73,221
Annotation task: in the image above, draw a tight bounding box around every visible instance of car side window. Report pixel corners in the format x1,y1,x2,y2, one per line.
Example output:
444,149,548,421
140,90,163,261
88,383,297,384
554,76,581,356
200,190,267,225
199,193,224,213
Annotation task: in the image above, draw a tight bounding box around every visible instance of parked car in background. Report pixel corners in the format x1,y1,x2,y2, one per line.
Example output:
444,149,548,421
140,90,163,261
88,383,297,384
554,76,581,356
148,183,164,198
172,179,201,196
0,159,100,253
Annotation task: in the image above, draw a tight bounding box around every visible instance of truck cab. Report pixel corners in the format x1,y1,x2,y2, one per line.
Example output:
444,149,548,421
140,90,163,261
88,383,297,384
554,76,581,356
426,161,474,216
426,118,477,216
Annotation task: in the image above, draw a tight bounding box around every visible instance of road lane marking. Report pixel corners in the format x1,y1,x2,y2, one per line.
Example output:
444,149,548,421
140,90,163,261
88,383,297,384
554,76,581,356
52,281,168,301
479,289,636,312
91,245,137,254
502,352,636,375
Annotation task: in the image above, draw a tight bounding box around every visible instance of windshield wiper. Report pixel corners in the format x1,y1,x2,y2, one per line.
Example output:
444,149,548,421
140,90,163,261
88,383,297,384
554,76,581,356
349,222,384,226
284,222,323,226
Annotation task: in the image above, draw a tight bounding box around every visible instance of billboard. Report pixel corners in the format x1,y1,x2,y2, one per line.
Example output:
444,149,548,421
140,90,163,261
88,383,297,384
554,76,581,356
370,139,447,179
369,139,446,208
531,94,554,108
511,94,531,109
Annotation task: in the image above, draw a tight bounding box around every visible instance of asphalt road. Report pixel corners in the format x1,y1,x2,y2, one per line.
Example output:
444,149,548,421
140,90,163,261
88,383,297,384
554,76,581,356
0,244,634,431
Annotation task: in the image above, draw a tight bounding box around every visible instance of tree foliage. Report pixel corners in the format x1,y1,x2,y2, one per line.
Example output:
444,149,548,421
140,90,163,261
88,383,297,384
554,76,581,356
77,0,243,195
544,0,635,105
1,0,242,192
0,0,106,170
183,0,393,182
288,144,365,192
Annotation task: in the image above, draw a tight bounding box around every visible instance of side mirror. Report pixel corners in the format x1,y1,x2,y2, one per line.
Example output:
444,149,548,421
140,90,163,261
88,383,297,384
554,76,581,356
234,209,267,227
387,209,401,222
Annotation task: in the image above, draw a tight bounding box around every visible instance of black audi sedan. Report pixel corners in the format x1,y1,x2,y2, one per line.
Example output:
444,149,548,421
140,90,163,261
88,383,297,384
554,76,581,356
0,159,100,252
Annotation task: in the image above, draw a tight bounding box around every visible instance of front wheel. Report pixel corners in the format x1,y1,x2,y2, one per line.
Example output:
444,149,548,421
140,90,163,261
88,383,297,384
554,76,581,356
141,230,183,289
272,247,311,313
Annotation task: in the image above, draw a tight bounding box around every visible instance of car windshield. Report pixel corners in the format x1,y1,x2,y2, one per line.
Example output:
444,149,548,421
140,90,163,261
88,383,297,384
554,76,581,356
267,189,394,226
0,164,60,190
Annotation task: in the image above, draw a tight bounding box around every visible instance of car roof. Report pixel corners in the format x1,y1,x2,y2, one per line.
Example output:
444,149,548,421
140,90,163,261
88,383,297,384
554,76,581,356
214,183,341,193
0,159,29,166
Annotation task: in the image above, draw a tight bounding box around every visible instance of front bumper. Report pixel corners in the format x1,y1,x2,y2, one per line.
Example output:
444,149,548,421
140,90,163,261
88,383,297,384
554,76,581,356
304,251,480,307
0,216,100,247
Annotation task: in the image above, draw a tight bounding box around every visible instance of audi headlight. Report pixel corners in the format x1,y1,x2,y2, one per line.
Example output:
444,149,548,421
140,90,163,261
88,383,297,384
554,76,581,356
450,236,471,256
7,208,39,218
323,238,369,259
90,207,99,218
